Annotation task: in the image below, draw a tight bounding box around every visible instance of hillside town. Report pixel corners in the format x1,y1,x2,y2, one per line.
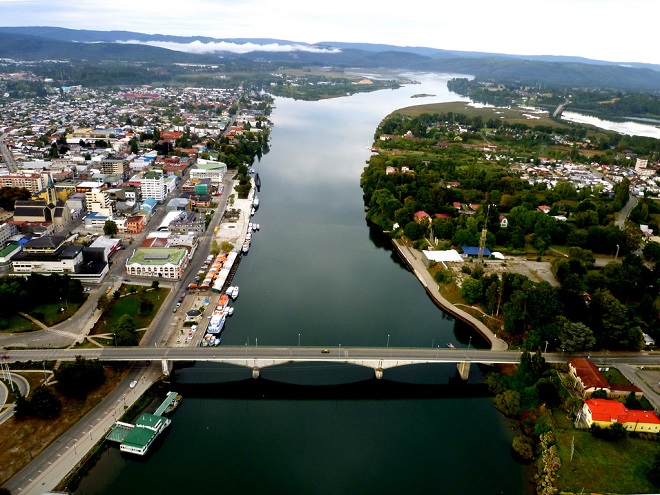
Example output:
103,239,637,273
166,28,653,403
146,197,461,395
0,84,271,282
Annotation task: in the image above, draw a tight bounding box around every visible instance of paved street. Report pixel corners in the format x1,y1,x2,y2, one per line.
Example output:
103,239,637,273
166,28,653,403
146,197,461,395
4,362,160,495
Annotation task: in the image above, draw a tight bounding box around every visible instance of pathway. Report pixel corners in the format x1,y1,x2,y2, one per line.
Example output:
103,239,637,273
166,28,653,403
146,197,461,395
393,240,508,350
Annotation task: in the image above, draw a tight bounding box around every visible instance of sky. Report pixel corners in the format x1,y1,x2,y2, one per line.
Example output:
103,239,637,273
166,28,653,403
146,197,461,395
2,0,660,65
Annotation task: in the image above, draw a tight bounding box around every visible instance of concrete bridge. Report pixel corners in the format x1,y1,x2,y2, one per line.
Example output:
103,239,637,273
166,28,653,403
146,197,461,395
2,346,534,380
4,346,653,380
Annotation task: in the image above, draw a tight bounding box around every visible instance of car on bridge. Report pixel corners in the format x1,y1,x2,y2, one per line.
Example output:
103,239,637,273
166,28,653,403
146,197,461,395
321,349,329,353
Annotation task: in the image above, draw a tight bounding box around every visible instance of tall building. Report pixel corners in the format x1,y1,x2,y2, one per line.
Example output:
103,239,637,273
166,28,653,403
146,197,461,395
85,186,113,217
141,171,166,202
0,172,48,193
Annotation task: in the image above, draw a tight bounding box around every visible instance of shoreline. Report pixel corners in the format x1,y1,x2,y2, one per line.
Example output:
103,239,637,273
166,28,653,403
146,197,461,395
391,239,508,351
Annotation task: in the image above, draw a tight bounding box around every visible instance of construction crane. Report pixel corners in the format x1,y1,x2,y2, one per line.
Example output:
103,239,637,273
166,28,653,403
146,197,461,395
477,205,490,263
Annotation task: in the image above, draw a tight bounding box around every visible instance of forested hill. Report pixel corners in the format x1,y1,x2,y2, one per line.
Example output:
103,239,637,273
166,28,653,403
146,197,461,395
1,27,660,92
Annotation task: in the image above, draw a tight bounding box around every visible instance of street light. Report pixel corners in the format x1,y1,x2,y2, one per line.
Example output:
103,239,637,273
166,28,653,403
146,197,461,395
339,343,341,357
298,333,301,347
544,341,549,353
387,334,390,348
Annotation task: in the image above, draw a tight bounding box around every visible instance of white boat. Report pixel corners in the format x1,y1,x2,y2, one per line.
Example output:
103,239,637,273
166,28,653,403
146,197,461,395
246,232,252,241
242,241,250,253
206,311,226,334
225,306,234,316
253,196,260,208
255,223,260,230
250,208,255,216
228,286,239,299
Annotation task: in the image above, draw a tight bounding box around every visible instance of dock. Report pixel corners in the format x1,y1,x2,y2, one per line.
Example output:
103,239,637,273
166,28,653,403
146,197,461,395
105,392,180,455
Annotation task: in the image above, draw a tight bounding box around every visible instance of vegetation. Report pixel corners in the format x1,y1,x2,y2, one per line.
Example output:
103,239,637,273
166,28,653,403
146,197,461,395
0,186,31,211
14,386,61,419
361,103,660,351
54,357,106,399
0,274,84,322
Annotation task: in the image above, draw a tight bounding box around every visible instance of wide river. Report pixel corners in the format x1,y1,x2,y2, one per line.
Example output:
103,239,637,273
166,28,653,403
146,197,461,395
75,73,530,495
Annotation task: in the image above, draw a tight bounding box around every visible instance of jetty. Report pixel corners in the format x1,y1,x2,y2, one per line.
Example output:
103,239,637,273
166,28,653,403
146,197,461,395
106,392,180,455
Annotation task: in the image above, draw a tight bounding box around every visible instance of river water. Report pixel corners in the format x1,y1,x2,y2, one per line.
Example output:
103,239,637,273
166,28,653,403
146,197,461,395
560,110,660,139
74,73,529,495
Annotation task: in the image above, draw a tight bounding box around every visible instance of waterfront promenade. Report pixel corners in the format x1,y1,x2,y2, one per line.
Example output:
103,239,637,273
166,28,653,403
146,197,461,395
392,239,508,351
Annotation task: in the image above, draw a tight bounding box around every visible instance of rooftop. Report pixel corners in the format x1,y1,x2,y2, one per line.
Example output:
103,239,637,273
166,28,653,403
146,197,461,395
127,247,187,266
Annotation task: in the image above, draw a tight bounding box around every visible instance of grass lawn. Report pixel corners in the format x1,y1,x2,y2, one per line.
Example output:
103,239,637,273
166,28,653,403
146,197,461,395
91,287,169,338
601,367,632,386
31,301,82,327
556,430,660,494
0,313,39,333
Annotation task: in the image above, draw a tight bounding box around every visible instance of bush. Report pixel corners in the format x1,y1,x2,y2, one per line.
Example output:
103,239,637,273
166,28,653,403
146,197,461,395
512,435,534,461
434,270,451,284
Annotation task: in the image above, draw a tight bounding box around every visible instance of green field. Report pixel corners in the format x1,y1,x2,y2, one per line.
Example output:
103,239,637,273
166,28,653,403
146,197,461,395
391,101,574,128
91,286,169,338
556,430,659,493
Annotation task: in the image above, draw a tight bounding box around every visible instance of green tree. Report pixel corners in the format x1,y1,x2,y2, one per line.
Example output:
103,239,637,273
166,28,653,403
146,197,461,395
493,389,521,417
512,435,533,461
151,280,160,290
461,278,483,304
28,386,61,419
55,357,106,398
114,314,138,346
557,316,596,352
210,240,220,256
643,241,660,262
103,220,118,237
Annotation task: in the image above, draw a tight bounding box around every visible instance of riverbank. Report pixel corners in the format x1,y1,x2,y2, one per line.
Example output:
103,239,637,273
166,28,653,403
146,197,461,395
392,239,508,351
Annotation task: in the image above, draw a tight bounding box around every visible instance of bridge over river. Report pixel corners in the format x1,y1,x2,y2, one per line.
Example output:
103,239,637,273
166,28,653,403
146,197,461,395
3,346,656,380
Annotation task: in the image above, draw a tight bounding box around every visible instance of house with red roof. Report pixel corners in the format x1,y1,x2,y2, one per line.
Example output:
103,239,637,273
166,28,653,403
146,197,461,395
568,358,642,400
537,205,551,214
414,211,431,223
435,213,452,220
582,398,660,433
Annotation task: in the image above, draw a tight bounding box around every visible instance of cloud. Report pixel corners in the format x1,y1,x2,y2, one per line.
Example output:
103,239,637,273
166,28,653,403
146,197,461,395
114,39,341,55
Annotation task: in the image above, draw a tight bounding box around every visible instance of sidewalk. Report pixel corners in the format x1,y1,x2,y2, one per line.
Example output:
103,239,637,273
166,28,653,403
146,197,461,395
5,364,161,495
393,239,508,351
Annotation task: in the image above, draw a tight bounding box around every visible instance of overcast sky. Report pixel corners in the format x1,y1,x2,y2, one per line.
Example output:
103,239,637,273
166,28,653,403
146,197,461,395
2,0,659,65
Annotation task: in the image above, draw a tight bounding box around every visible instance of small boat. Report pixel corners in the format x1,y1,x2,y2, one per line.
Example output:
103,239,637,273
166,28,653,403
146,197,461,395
250,208,255,216
253,196,260,208
446,343,456,349
245,232,252,241
242,241,250,253
225,306,234,316
226,286,239,300
249,168,255,174
255,223,260,230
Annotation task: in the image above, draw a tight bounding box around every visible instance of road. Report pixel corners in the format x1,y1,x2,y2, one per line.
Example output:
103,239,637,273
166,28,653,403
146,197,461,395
0,133,19,173
3,346,660,368
4,361,159,495
615,191,638,230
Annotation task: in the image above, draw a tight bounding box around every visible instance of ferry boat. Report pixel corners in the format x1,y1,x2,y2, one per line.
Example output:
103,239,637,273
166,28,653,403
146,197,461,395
207,311,226,334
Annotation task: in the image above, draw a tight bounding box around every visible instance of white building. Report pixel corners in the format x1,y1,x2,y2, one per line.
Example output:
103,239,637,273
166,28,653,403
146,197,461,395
85,187,113,217
140,171,166,202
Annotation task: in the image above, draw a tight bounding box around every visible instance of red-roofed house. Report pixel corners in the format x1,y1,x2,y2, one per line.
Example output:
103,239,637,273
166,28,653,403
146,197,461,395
499,216,508,228
537,205,551,214
452,202,461,210
435,213,452,220
414,211,431,223
582,399,660,433
568,358,642,399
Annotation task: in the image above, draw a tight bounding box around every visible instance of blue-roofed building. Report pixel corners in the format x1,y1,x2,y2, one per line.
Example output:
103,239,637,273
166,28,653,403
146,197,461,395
141,197,157,215
461,246,491,258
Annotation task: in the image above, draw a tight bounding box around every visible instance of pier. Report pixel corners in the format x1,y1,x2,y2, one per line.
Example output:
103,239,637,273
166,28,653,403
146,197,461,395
106,392,180,455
